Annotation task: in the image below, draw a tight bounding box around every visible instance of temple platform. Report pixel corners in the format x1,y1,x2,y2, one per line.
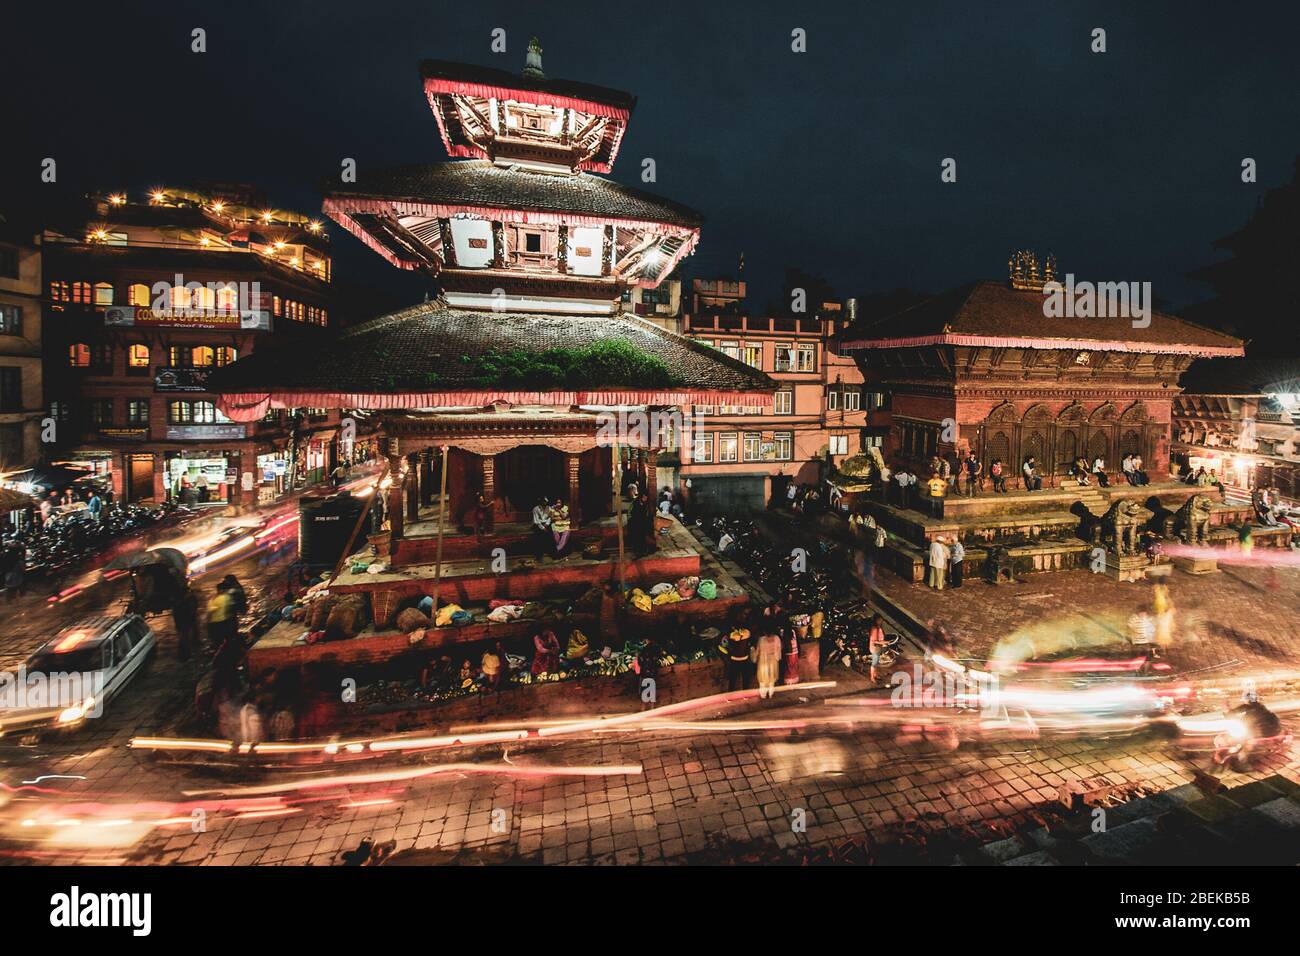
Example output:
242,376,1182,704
855,481,1277,583
246,516,751,674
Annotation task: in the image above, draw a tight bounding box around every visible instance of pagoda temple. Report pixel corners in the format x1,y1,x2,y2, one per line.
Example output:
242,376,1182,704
834,253,1253,582
209,43,773,660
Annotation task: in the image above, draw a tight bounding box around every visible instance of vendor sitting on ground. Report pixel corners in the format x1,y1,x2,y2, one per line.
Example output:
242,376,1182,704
532,629,561,675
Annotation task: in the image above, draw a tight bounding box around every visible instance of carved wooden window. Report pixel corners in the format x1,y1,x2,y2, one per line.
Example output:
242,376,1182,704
1087,431,1109,464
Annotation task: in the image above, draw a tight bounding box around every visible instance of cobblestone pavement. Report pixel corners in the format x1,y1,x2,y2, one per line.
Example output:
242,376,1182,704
872,559,1300,686
1,516,1297,865
2,670,1296,865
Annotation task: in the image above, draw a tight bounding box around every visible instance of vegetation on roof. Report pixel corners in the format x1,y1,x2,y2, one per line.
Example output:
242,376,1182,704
463,338,684,389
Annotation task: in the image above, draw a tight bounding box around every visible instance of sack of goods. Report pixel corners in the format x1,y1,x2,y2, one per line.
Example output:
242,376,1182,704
628,588,653,612
324,595,368,640
696,579,718,600
486,603,524,623
396,607,432,633
648,582,675,596
434,603,465,627
566,629,590,660
450,609,474,626
652,589,682,605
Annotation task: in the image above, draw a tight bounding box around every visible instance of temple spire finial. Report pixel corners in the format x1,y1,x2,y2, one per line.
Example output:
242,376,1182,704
523,37,545,79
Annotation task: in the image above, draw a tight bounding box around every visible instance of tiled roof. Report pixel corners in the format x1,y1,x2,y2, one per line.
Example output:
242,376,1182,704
325,160,703,229
420,60,636,113
207,300,773,396
838,281,1245,356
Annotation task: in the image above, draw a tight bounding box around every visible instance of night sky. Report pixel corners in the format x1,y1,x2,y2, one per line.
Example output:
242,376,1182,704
5,0,1298,315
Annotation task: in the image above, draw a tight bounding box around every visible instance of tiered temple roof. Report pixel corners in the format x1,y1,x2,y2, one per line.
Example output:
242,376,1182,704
211,45,774,420
838,280,1244,357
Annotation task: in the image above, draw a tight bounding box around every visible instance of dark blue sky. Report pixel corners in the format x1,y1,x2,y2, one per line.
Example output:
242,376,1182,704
5,0,1298,313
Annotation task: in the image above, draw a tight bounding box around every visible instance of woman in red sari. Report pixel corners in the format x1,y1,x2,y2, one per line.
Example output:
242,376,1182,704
531,629,561,675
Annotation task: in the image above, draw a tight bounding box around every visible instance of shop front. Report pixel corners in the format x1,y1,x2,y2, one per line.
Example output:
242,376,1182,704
256,449,291,504
165,450,236,505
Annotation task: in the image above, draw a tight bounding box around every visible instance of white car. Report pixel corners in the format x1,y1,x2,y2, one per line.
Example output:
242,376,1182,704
0,614,156,741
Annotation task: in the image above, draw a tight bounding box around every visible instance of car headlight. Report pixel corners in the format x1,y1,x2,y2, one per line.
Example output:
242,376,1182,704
57,696,95,724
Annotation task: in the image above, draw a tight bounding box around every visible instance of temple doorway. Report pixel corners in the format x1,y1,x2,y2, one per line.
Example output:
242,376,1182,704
496,445,566,517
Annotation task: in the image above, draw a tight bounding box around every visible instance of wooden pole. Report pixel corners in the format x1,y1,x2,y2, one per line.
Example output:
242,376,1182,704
613,440,626,593
429,446,450,615
326,460,390,589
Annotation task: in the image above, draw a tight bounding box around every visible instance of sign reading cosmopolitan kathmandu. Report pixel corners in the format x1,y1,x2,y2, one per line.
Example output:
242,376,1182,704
164,424,246,441
105,305,271,331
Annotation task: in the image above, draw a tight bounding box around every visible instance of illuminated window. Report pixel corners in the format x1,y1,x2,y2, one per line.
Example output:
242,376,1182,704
193,286,216,309
742,344,762,368
796,344,815,372
168,401,193,424
168,346,190,367
191,346,215,367
272,295,282,316
215,285,239,311
68,343,91,367
193,401,217,423
49,280,70,302
214,347,237,366
743,432,761,461
829,434,849,456
169,285,192,309
93,282,114,306
773,344,794,373
128,344,151,369
127,399,149,424
128,283,152,306
71,282,93,304
718,432,738,463
693,433,714,463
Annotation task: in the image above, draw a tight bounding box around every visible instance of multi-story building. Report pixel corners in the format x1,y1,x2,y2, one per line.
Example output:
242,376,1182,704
41,186,344,507
0,215,45,474
671,278,871,513
1172,357,1300,503
620,274,682,332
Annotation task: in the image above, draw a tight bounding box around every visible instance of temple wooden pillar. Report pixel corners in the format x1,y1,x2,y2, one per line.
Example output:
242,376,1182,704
405,453,420,521
420,449,435,506
645,448,658,502
482,453,496,505
566,453,582,525
386,454,405,542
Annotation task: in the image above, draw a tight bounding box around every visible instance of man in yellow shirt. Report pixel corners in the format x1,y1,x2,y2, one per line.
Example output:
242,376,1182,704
206,587,237,650
927,473,947,519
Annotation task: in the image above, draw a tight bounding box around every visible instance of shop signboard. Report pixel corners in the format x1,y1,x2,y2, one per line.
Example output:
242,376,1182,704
96,427,149,442
165,424,246,441
154,367,212,392
105,305,272,331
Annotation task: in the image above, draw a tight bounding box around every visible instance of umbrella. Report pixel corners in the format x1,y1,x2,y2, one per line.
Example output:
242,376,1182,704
102,547,188,576
0,487,34,514
10,465,93,493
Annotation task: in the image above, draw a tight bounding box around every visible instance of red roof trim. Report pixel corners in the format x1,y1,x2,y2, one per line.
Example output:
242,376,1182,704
325,196,697,236
424,77,632,123
219,389,773,423
837,332,1244,358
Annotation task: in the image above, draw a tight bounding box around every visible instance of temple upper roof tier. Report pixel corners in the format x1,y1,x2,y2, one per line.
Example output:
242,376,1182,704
421,57,636,173
323,161,702,302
